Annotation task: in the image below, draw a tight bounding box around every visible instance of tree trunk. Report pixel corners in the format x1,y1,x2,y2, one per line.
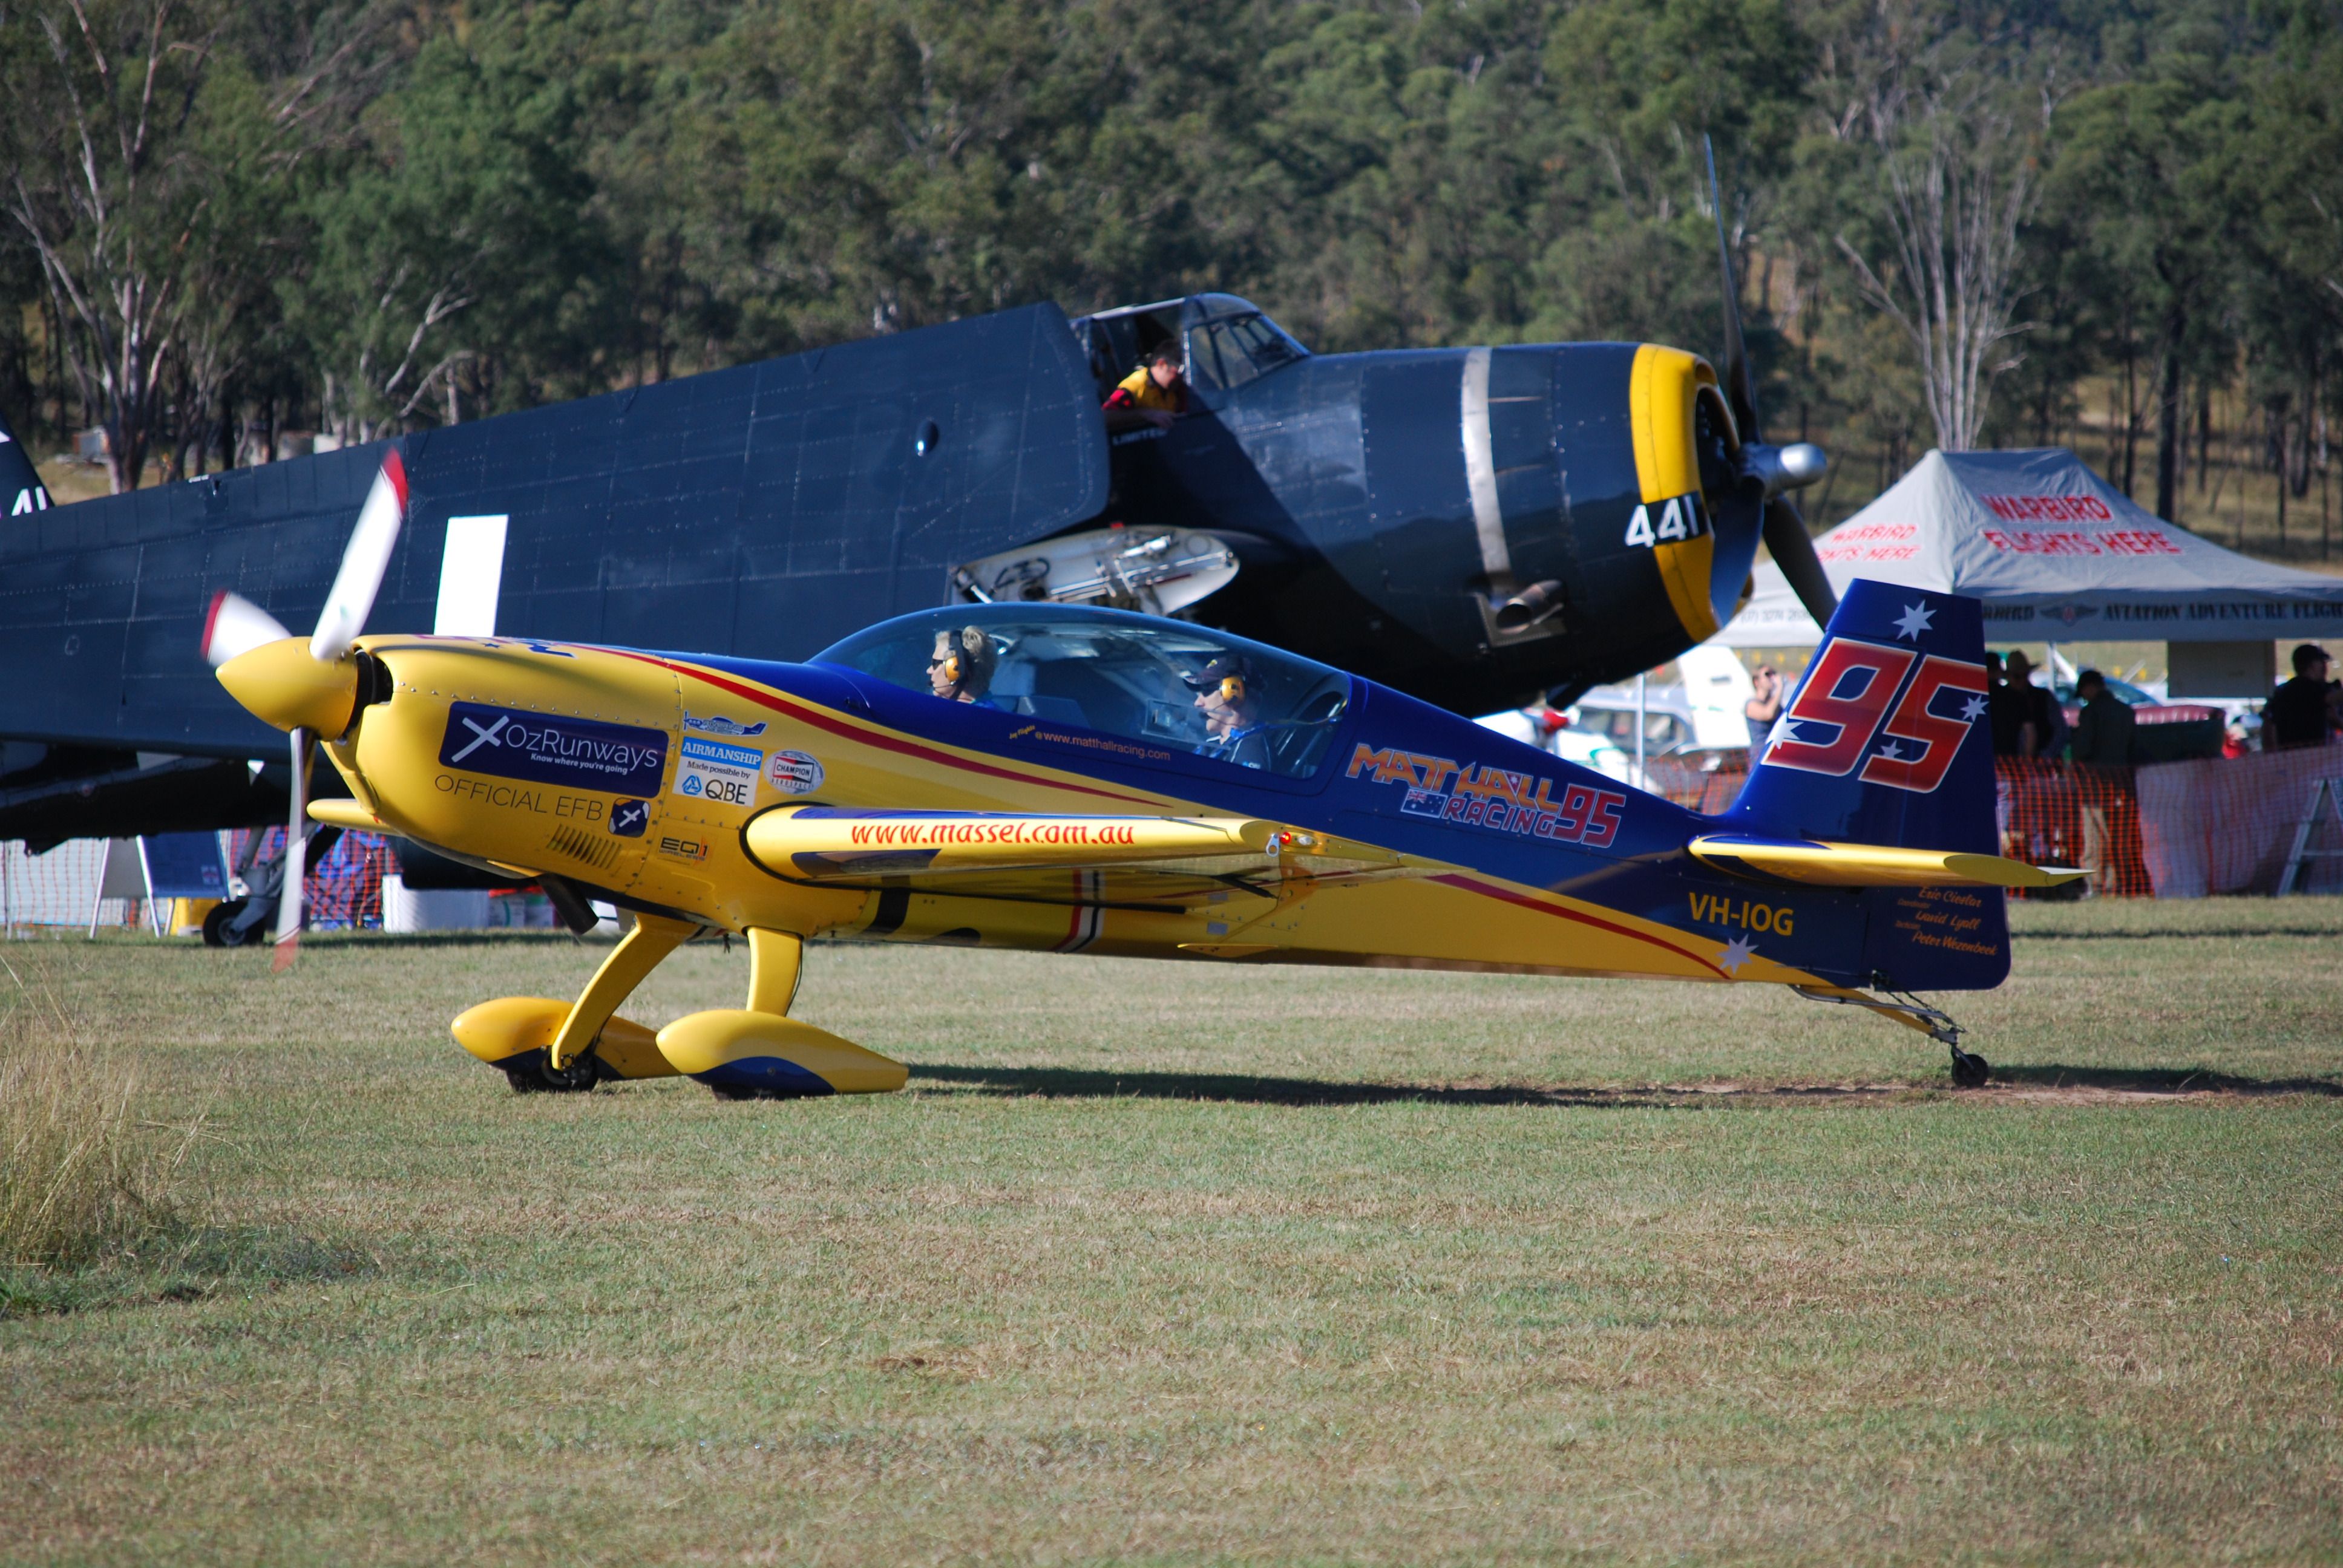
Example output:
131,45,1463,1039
2197,385,2211,495
2155,328,2183,523
2120,348,2140,498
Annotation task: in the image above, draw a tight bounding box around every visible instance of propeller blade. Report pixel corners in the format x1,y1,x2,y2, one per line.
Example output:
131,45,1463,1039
1702,135,1760,443
310,448,409,662
271,727,311,971
202,590,293,668
1763,495,1840,627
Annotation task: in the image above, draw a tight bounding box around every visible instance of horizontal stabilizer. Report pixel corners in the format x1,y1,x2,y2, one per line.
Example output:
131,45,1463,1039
1688,833,2083,889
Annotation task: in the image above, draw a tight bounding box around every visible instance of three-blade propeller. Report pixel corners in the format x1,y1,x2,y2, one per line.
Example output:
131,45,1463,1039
1701,137,1838,630
202,449,408,969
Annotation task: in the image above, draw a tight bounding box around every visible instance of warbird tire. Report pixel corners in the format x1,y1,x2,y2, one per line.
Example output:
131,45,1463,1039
202,900,255,948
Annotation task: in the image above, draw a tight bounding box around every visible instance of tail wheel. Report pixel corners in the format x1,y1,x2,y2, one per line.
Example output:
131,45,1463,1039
202,900,254,947
1949,1046,1991,1089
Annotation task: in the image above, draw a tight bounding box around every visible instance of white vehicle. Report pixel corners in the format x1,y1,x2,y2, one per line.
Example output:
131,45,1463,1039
1477,647,1769,789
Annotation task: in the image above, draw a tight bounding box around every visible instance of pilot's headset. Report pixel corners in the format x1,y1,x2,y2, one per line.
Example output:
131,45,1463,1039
1185,653,1253,707
932,625,996,693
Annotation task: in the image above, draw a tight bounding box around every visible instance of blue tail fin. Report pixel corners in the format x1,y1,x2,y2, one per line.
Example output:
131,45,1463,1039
0,403,53,518
1728,578,1995,853
1726,579,2007,991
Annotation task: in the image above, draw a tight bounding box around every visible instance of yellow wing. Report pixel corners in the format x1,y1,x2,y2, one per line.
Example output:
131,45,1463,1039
744,806,1428,907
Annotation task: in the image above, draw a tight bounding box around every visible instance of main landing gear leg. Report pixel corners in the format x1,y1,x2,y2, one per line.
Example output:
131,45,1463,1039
1793,985,1988,1088
658,927,908,1100
451,913,697,1093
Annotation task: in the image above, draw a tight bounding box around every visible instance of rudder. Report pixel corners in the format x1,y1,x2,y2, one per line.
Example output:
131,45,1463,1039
1728,578,1995,855
1725,578,2008,992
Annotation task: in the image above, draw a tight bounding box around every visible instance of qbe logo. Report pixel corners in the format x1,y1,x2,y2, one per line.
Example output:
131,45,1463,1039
673,736,760,808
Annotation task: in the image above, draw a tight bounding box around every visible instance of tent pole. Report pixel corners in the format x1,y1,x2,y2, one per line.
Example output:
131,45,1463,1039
1636,672,1648,783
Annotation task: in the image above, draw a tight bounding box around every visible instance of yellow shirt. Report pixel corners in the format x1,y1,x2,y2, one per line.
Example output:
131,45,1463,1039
1110,366,1188,414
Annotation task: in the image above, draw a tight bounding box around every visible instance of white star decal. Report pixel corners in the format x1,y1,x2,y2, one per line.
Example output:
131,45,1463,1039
1877,740,1905,760
1959,694,1988,722
1717,935,1757,975
1892,601,1935,640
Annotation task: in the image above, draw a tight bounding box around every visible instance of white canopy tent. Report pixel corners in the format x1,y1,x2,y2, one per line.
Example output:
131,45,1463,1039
1708,448,2343,656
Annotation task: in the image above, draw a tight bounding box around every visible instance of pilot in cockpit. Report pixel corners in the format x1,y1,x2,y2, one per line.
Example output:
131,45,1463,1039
929,626,998,704
1187,655,1271,769
1103,346,1190,433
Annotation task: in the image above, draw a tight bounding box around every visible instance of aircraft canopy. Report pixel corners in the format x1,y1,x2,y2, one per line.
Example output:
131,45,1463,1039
1709,448,2343,647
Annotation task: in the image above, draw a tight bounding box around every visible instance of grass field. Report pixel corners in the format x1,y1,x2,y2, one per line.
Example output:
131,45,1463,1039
4,899,2339,1565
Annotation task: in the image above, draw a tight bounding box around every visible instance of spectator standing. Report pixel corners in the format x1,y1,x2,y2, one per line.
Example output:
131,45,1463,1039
2004,650,2063,757
2069,670,2136,766
2068,668,2135,897
1743,664,1783,751
1986,651,2029,756
2265,644,2339,748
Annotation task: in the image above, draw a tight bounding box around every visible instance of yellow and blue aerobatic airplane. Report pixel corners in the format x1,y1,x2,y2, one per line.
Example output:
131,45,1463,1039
205,453,2077,1099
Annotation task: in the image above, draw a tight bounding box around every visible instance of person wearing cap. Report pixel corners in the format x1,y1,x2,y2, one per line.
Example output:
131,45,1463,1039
1103,347,1190,433
2069,669,2136,766
1187,654,1271,769
928,626,997,705
2002,650,2062,757
2069,668,2135,895
2265,644,2339,748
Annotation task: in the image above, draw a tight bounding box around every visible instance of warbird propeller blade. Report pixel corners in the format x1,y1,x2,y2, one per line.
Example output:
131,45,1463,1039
202,447,411,967
1703,136,1838,630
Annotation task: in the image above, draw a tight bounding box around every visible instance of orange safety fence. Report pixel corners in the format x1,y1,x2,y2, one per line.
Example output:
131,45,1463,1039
2134,742,2343,897
1641,757,1750,815
1993,759,2152,897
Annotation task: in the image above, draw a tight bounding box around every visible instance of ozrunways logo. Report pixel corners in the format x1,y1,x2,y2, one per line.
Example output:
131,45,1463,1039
439,702,668,795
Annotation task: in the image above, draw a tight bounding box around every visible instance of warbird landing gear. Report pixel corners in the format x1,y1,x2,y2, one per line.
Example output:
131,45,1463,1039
1792,985,1989,1088
448,916,908,1099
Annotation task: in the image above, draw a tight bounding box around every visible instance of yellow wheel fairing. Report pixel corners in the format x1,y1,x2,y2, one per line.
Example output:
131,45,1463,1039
1627,344,1731,644
450,996,674,1079
655,1010,909,1096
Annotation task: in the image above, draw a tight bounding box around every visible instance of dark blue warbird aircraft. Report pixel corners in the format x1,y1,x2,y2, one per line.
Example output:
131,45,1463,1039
1,175,1837,950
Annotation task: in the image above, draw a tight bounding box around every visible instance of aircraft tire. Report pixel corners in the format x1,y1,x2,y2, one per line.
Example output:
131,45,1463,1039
1949,1047,1991,1089
202,900,254,948
505,1054,600,1094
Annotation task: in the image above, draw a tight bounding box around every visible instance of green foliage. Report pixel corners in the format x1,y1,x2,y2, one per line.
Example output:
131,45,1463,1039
1,0,2336,528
